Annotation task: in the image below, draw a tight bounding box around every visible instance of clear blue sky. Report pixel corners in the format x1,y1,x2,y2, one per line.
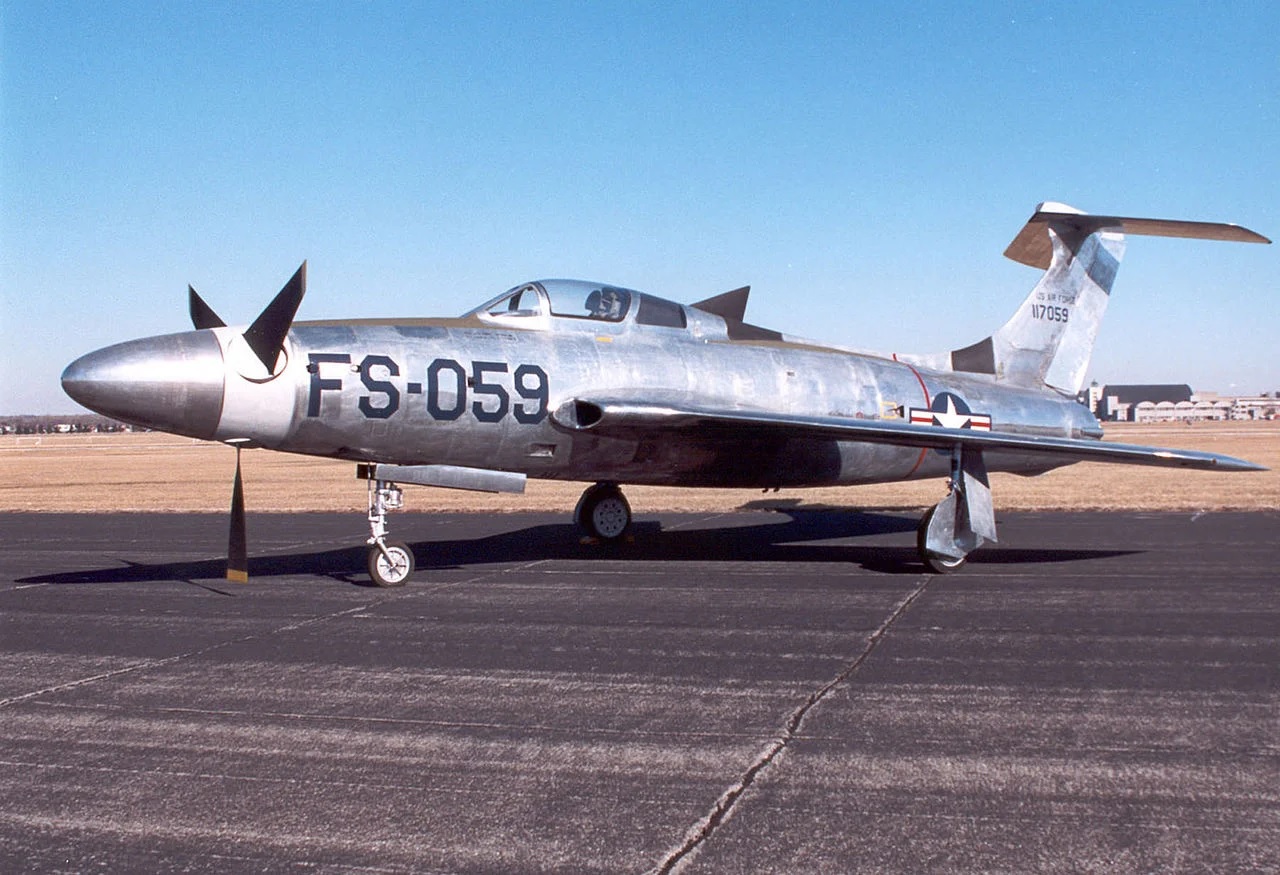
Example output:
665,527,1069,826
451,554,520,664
3,1,1277,413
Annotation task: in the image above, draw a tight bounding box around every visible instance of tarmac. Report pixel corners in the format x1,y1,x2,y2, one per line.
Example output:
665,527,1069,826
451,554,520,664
0,509,1276,873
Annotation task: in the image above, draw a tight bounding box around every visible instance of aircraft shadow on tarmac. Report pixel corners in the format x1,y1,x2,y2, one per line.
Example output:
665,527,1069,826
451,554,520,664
19,508,1139,588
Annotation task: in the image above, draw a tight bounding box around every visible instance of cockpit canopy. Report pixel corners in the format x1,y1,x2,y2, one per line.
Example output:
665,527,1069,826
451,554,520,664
467,279,687,329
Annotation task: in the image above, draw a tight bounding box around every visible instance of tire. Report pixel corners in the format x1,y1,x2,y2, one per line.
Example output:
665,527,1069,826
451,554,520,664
368,541,414,587
917,506,967,574
574,484,632,541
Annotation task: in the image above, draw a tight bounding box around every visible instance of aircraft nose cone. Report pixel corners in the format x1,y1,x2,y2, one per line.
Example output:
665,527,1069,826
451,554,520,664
62,330,226,439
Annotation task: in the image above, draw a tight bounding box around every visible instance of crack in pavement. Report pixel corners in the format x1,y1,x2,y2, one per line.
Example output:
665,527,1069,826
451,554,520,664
648,576,934,875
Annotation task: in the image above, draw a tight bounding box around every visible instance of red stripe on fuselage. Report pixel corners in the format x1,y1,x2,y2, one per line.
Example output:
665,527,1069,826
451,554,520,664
894,355,931,478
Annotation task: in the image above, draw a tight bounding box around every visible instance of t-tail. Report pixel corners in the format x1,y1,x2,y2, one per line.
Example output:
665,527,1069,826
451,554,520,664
899,202,1270,395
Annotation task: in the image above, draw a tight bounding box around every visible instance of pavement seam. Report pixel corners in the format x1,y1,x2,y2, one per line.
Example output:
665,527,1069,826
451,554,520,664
0,604,375,710
0,559,547,711
648,575,934,875
660,512,734,532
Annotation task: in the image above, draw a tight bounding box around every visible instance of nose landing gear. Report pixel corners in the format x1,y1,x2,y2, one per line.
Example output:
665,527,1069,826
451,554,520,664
366,478,414,587
354,462,527,586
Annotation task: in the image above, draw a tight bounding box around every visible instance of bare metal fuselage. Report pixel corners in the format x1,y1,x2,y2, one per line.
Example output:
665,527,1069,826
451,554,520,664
261,314,1095,488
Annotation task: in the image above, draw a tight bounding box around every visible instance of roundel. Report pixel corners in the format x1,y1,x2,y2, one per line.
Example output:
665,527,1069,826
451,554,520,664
932,391,972,415
909,391,992,431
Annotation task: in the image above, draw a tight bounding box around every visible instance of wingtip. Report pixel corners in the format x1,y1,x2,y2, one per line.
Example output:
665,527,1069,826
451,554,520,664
1207,456,1268,473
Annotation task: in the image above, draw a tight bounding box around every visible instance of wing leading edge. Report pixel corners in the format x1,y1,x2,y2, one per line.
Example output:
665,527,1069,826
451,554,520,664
551,397,1266,472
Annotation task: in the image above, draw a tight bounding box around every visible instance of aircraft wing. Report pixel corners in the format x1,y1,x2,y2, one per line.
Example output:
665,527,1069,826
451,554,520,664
553,397,1266,472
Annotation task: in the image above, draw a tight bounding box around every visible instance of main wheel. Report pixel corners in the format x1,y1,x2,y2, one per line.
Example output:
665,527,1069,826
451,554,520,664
574,483,632,541
916,506,967,574
368,541,414,587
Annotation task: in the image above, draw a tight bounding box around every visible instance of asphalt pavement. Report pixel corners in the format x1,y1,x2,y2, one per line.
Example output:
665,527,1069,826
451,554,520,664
0,509,1276,873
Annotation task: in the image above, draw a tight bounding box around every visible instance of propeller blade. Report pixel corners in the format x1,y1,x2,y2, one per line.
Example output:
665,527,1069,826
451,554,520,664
242,261,307,374
189,285,227,330
227,447,248,583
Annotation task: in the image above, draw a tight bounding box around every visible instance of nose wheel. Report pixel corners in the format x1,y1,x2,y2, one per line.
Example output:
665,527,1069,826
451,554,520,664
575,483,632,542
365,476,415,586
368,540,415,587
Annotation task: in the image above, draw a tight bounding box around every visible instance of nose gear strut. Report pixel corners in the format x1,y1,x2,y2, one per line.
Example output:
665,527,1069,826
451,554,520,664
354,462,526,586
365,477,414,587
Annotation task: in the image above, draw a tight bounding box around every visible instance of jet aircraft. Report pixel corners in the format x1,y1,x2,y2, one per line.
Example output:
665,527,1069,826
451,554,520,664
62,203,1269,585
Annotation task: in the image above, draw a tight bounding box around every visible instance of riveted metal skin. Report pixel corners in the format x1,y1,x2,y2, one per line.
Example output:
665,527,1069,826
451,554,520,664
265,311,1100,488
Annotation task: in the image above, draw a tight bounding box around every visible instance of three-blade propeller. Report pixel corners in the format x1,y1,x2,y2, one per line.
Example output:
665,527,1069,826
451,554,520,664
188,262,307,582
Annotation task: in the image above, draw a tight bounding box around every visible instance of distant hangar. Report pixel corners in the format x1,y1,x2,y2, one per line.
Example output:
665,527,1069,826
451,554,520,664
1088,383,1278,422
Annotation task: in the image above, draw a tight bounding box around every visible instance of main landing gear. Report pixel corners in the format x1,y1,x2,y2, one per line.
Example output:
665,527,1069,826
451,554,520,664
575,482,633,542
917,505,968,573
366,477,415,587
916,444,997,573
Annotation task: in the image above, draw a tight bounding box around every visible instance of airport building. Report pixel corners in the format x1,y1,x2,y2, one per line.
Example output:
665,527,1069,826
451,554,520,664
1091,383,1279,422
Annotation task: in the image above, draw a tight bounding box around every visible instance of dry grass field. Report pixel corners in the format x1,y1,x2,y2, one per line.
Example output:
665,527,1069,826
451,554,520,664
2,421,1277,514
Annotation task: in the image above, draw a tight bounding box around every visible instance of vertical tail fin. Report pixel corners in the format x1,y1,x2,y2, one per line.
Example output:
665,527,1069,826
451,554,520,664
926,203,1268,395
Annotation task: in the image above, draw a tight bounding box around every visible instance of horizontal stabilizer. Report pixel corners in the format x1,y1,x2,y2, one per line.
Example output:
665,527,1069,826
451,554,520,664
1005,202,1270,269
